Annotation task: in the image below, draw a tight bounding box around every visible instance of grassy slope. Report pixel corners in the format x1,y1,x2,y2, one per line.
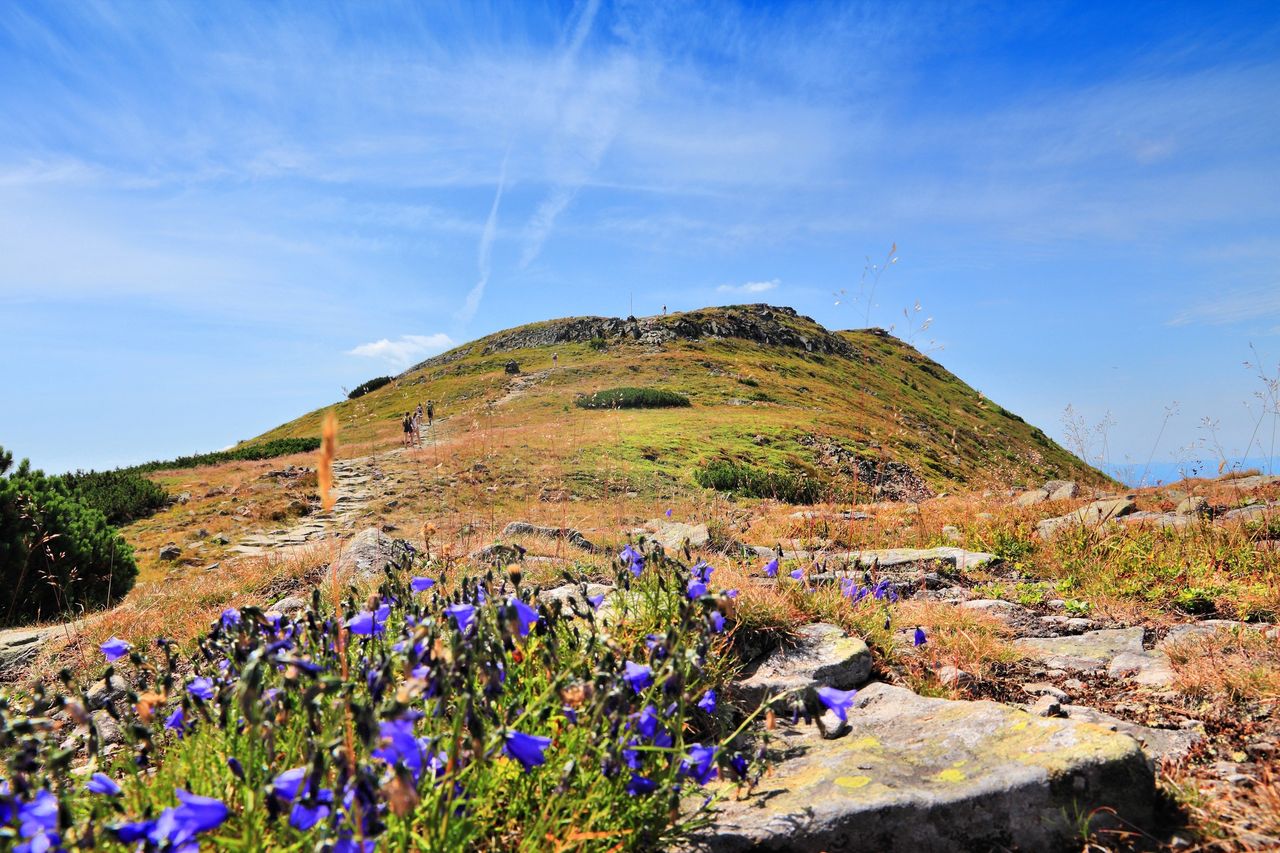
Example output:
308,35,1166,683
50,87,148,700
255,305,1100,495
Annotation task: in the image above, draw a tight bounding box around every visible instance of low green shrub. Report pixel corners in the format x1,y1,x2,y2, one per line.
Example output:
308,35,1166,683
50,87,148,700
61,469,168,525
128,437,321,473
694,460,821,504
348,376,393,399
575,387,691,410
0,447,137,626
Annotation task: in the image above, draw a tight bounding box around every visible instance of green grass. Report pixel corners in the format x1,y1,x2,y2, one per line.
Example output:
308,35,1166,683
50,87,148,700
251,305,1105,504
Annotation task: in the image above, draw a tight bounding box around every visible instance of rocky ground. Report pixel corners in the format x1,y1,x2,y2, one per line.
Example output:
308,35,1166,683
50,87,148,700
5,453,1278,850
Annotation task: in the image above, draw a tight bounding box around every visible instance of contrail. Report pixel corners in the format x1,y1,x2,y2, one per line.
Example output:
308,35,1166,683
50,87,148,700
457,146,510,325
518,0,609,270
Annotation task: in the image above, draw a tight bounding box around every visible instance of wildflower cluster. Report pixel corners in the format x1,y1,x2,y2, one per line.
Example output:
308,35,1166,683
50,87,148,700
0,539,773,851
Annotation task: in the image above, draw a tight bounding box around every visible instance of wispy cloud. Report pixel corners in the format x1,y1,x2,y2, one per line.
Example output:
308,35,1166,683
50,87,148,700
716,279,779,294
346,333,454,368
1169,284,1280,327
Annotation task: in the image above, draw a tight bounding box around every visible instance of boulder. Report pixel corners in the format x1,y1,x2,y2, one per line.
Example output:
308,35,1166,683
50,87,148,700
1014,488,1049,507
736,623,871,704
1175,496,1209,517
537,583,615,616
504,359,520,375
648,520,710,553
1044,480,1079,501
1122,511,1188,528
159,543,182,561
696,682,1157,852
332,527,415,582
1037,498,1136,538
270,596,308,616
958,599,1030,624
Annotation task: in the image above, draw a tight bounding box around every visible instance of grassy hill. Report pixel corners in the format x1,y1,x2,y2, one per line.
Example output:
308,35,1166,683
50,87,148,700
255,304,1101,501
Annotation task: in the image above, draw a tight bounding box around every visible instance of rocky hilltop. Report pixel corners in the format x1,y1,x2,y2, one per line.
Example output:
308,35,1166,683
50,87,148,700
411,304,858,371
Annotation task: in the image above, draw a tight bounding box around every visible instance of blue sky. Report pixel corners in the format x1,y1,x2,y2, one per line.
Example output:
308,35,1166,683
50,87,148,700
2,0,1278,478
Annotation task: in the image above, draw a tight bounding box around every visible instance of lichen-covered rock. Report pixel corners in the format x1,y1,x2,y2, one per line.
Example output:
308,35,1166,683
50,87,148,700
736,623,871,704
1017,627,1146,673
694,683,1156,853
470,543,526,565
1059,704,1201,764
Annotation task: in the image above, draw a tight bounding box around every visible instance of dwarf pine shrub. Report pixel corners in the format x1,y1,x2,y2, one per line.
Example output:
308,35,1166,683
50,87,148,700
0,447,137,626
348,375,393,399
694,460,821,504
575,387,691,410
61,469,168,525
127,437,322,473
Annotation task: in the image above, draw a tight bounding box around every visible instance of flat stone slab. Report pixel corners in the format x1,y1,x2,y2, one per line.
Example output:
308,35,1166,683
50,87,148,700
696,683,1156,852
1107,650,1175,686
850,547,996,572
501,521,599,552
1222,504,1273,521
736,623,871,703
1017,627,1146,673
1060,704,1201,765
0,624,63,676
761,547,997,574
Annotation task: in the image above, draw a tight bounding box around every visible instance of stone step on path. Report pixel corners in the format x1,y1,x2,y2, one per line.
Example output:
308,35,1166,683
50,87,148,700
694,682,1157,853
230,455,386,555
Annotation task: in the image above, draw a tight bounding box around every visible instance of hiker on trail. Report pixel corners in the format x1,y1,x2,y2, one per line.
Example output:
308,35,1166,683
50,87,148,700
402,412,413,448
552,352,558,367
426,400,435,427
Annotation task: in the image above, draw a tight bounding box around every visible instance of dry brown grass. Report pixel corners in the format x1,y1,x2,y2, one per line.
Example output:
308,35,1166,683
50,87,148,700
889,600,1022,692
29,543,334,680
1163,763,1280,851
1163,627,1280,705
